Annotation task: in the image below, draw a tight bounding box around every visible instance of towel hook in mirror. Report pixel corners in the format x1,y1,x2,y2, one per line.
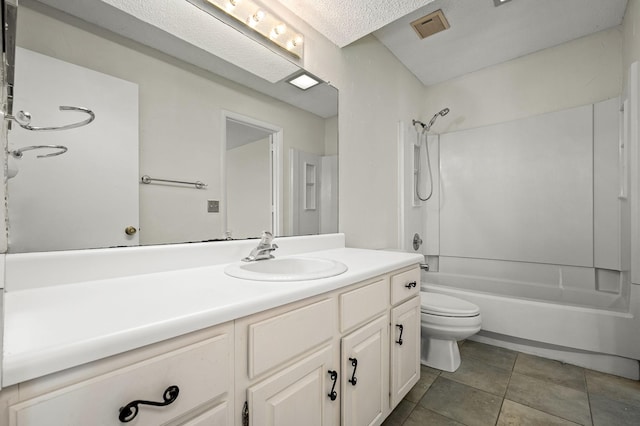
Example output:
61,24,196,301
3,106,95,131
10,145,68,159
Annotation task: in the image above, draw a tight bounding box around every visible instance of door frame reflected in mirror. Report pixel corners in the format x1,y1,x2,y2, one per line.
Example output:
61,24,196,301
221,110,283,239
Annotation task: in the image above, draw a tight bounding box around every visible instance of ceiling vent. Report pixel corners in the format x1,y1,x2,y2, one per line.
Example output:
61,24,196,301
410,9,450,40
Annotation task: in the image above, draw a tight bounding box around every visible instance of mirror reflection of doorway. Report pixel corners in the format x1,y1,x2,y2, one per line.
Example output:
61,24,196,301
223,112,282,240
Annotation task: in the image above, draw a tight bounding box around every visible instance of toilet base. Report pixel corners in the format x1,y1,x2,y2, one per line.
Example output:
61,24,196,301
421,337,461,372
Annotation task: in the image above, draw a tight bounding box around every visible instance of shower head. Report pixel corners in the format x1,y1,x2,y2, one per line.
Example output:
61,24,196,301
424,107,450,132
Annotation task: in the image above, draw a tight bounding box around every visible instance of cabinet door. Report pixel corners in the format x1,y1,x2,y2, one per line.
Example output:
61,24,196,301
247,345,338,426
341,314,389,426
390,296,421,408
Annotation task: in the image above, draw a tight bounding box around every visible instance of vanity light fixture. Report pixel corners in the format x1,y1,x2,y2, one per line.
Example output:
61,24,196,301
287,72,320,90
203,0,304,59
493,0,512,6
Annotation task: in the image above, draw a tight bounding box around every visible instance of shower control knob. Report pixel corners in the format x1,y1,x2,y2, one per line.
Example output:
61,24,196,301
125,226,137,236
413,233,423,250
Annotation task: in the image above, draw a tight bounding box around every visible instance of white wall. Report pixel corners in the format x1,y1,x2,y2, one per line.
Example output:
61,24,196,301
332,37,428,249
319,155,338,234
423,28,623,134
16,6,328,246
324,116,338,156
254,0,431,249
623,0,640,81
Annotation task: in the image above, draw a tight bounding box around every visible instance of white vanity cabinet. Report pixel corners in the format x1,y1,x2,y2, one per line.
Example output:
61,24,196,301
4,323,235,426
234,295,340,426
389,267,421,409
0,263,421,426
235,265,420,426
339,277,390,426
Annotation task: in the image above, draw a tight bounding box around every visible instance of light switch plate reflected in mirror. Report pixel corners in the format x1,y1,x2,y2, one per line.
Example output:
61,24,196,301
208,200,220,213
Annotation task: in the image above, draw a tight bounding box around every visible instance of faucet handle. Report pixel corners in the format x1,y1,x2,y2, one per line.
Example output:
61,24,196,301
260,231,274,245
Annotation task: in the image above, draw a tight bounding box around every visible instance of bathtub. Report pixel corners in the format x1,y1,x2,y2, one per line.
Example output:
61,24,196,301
421,271,640,379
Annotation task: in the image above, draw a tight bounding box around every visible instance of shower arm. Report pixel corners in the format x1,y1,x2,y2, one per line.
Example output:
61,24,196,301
412,119,426,130
413,108,450,133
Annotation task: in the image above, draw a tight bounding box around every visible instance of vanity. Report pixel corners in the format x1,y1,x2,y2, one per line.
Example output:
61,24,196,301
0,234,423,425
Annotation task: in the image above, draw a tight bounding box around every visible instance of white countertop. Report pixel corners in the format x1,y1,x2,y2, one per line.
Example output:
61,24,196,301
3,248,422,386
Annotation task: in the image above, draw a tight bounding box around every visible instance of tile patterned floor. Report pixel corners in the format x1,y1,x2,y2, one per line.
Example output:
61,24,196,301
383,341,640,426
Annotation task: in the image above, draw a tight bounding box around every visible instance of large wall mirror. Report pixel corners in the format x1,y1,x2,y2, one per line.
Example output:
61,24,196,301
6,0,338,253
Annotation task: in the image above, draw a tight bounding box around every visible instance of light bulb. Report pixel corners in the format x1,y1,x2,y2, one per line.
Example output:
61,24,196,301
247,9,265,27
271,23,286,38
287,35,303,50
225,0,237,11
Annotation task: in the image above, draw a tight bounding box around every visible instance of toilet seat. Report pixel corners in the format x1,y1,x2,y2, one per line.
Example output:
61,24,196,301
420,292,480,317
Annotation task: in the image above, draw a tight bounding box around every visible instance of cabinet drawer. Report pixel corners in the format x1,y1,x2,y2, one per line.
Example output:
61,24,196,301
248,298,335,379
9,334,232,426
340,277,389,332
390,267,420,305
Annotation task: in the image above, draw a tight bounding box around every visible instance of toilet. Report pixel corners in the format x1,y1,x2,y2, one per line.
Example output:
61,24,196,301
420,291,482,372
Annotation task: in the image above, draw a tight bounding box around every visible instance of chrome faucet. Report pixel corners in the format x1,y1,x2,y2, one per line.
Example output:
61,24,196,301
242,231,278,262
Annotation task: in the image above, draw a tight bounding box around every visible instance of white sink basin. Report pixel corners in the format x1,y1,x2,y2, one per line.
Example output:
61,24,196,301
224,257,348,282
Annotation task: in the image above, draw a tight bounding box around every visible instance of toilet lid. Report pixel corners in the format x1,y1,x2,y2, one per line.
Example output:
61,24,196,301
420,292,480,317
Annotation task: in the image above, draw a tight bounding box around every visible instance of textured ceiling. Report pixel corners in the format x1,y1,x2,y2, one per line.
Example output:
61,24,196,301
279,0,628,87
275,0,436,47
374,0,629,86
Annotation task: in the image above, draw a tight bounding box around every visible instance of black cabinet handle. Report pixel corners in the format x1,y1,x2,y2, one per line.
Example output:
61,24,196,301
348,357,358,386
405,281,417,289
328,370,338,401
119,385,180,423
396,324,404,345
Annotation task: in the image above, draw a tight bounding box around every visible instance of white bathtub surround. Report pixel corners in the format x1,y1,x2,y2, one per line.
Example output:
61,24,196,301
627,62,640,285
2,234,423,386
